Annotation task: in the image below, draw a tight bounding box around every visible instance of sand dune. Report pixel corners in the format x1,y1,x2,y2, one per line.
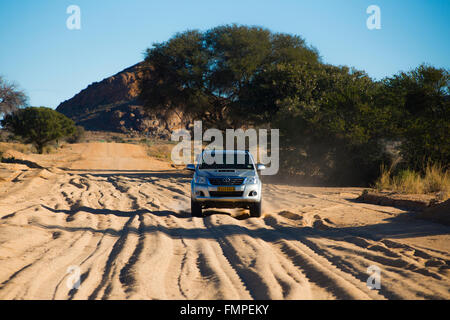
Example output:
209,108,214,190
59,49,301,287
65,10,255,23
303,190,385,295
0,143,449,299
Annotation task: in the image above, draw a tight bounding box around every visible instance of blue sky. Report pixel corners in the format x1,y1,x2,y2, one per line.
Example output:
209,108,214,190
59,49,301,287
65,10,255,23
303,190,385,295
0,0,449,109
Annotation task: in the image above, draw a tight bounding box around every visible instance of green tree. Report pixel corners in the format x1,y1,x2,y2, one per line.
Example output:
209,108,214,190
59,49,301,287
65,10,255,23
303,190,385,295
1,107,76,153
247,62,391,185
139,24,320,128
140,25,448,186
382,64,449,170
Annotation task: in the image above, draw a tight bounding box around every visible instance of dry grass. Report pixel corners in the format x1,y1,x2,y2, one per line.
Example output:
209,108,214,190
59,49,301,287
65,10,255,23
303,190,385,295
82,131,156,144
140,139,176,162
42,145,58,154
392,169,424,194
0,142,34,156
375,163,392,191
423,163,449,195
375,162,449,200
0,142,63,158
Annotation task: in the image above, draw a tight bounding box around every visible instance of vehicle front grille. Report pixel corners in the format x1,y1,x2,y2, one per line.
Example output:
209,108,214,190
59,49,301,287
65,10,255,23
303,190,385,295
209,191,244,197
208,177,244,186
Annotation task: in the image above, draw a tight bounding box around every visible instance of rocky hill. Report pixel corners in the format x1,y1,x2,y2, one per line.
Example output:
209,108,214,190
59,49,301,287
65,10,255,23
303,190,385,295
56,63,184,137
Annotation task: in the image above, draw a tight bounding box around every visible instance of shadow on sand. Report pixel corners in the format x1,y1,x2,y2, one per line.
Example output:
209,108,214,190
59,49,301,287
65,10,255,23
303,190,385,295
39,204,449,241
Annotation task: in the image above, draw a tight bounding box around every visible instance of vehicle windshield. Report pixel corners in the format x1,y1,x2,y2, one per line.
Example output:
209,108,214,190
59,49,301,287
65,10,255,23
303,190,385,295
198,152,254,170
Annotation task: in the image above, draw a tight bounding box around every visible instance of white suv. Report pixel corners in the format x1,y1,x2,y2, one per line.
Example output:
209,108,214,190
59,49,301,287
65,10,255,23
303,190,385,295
187,150,265,217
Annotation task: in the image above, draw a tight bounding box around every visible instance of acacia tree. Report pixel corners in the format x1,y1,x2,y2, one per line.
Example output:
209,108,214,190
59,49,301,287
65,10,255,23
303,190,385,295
139,24,320,128
140,25,449,185
1,107,76,153
248,62,391,184
0,76,28,116
382,64,450,170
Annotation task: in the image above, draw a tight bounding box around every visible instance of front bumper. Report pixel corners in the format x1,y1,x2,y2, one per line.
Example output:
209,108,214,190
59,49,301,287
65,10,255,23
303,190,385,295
191,182,261,204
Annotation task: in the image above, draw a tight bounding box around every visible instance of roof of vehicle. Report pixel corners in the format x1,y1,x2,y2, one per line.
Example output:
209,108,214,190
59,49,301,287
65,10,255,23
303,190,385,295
202,149,249,155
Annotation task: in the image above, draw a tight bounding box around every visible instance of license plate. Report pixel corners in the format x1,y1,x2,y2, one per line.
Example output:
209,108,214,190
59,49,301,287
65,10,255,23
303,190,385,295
217,187,235,192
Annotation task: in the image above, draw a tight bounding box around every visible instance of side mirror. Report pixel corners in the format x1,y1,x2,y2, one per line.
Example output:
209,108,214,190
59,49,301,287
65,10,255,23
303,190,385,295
256,164,266,171
186,164,196,171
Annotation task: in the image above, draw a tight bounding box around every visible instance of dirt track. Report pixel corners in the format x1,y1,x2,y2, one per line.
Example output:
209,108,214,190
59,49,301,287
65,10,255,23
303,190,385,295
0,143,449,299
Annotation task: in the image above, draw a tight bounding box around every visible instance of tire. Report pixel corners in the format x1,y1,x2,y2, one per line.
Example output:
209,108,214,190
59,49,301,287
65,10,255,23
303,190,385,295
191,199,203,217
249,201,262,217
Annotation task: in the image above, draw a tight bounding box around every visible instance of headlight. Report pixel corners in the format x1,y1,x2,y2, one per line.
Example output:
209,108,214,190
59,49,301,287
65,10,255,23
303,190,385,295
246,177,258,184
195,176,207,184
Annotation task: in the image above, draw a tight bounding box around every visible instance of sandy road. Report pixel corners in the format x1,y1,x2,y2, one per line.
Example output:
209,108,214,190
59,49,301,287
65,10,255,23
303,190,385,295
0,143,449,300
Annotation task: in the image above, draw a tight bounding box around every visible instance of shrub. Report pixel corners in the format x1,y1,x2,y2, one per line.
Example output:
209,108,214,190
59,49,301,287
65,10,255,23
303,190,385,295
111,136,126,143
1,107,76,153
66,126,86,143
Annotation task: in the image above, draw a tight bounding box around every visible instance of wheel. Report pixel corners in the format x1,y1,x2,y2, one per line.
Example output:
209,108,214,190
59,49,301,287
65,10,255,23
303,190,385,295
249,201,262,217
191,199,203,217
